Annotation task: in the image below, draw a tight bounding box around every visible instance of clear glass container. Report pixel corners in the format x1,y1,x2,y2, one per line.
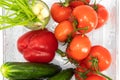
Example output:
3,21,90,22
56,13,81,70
0,0,119,80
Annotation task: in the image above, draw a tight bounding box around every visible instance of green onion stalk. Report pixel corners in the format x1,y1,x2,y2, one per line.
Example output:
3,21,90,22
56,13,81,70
0,0,50,30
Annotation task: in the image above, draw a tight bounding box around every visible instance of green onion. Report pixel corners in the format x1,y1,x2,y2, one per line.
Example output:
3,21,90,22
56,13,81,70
0,0,50,30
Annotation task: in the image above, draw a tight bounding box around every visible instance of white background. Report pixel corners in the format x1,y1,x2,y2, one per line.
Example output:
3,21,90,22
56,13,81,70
0,7,3,79
0,1,120,80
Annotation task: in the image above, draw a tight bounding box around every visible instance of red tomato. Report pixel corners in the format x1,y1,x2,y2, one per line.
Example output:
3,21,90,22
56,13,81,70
51,3,72,23
70,0,90,8
84,45,112,71
17,29,58,63
67,34,91,61
72,5,98,33
86,74,106,80
54,20,74,42
94,4,109,29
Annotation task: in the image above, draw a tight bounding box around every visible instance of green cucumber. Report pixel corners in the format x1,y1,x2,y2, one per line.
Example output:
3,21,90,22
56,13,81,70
0,62,61,79
48,68,74,80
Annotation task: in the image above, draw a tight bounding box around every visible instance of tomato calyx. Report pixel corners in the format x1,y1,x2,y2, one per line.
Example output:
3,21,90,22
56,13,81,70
64,19,78,44
64,26,88,44
64,25,88,44
75,71,87,80
89,56,99,72
89,57,112,80
62,17,88,44
72,19,79,30
60,0,71,7
75,68,90,80
71,17,89,33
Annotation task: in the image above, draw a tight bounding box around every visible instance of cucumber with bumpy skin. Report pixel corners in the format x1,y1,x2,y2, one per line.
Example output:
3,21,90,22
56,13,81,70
48,68,74,80
1,62,61,79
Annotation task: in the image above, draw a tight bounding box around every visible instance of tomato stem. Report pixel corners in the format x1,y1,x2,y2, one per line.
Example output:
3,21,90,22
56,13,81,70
98,72,112,80
68,57,79,66
74,26,88,32
92,0,98,11
56,49,66,57
64,60,70,65
65,26,88,44
56,49,80,66
65,34,73,44
72,17,88,33
72,19,78,30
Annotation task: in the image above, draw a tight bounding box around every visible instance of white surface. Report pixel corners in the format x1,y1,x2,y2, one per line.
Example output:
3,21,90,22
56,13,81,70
118,1,120,80
0,7,3,80
0,0,119,80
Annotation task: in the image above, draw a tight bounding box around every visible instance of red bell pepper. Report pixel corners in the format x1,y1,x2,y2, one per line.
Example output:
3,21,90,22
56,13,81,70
17,29,58,63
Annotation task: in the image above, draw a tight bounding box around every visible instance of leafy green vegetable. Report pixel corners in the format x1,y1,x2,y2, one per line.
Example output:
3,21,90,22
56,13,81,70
0,0,50,30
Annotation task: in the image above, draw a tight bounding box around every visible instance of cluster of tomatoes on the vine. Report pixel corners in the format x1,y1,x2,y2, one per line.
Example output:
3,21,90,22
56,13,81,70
50,0,112,80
